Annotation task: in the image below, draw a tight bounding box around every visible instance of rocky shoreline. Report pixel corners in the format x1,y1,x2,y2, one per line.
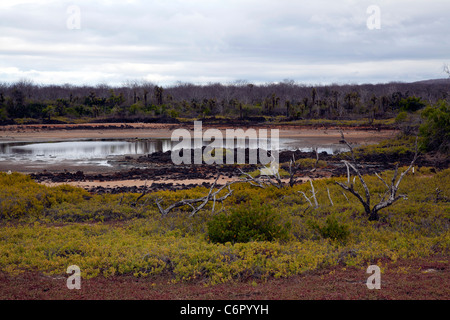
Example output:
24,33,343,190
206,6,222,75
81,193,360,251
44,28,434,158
29,147,444,195
2,123,446,194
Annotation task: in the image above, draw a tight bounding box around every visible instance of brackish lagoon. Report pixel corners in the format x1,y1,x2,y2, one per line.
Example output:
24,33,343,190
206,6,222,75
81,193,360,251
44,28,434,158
0,138,350,169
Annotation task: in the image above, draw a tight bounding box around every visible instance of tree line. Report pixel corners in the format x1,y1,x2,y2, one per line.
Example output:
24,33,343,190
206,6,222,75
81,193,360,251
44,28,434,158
0,78,449,123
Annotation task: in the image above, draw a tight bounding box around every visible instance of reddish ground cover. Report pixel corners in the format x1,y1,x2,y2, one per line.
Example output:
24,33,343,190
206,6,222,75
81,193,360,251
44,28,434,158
0,255,447,300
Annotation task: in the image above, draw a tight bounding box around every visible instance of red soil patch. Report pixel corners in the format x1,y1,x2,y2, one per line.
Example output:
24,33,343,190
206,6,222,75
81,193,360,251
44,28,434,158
0,255,447,300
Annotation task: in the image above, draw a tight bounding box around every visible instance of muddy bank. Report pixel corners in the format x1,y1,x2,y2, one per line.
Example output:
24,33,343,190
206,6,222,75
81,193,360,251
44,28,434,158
4,122,445,195
29,147,433,195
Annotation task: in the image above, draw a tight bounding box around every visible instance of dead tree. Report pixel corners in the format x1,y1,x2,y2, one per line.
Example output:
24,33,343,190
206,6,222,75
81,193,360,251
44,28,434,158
238,168,267,189
238,148,320,189
237,149,325,211
288,149,319,187
132,181,148,206
238,150,324,211
236,155,285,189
288,157,299,188
335,133,418,221
298,180,319,209
238,162,294,190
444,64,450,77
154,175,236,217
155,149,325,217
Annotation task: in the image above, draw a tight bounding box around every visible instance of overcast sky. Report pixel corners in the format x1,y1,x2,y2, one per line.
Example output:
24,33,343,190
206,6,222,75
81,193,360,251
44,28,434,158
0,0,449,86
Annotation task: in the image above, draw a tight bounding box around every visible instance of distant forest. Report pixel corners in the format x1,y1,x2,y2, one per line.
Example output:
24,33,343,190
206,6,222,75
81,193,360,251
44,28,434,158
1,78,449,124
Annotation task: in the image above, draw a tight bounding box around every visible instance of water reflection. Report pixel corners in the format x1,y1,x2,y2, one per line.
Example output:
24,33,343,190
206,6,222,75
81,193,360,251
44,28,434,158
0,138,349,166
0,140,173,161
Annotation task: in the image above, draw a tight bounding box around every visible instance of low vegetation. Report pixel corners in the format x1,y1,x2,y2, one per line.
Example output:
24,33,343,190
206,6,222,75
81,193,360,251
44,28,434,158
1,79,448,296
207,201,292,244
0,164,448,285
419,100,450,153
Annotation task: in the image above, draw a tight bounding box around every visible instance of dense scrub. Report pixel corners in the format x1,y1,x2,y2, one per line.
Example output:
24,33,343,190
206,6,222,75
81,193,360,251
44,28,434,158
0,167,448,284
419,100,450,153
1,79,449,124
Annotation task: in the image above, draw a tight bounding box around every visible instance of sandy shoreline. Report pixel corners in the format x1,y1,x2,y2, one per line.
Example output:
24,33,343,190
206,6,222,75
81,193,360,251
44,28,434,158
0,123,397,144
41,176,315,190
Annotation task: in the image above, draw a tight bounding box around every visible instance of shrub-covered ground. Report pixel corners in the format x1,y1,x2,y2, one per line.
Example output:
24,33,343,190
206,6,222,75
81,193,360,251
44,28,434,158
0,254,448,300
0,166,448,293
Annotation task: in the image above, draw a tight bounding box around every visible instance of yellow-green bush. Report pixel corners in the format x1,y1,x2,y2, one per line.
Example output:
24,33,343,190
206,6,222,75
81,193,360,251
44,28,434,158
294,158,328,169
348,135,418,160
1,220,447,284
0,173,90,220
207,201,291,244
307,215,351,244
0,169,448,285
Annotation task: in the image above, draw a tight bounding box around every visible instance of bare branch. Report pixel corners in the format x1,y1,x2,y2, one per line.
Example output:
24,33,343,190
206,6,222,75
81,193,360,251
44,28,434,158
327,187,334,206
238,168,266,188
298,179,319,209
394,136,418,190
288,154,299,187
309,180,318,208
336,180,370,214
375,172,389,189
345,160,351,185
310,147,319,173
341,191,349,203
336,133,419,220
155,175,236,216
154,197,166,215
299,191,313,207
212,194,216,213
372,194,408,214
133,181,148,206
262,172,284,189
339,130,356,163
345,160,371,206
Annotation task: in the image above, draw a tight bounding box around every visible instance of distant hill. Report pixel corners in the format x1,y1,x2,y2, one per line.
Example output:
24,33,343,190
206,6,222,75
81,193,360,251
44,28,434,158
412,78,450,85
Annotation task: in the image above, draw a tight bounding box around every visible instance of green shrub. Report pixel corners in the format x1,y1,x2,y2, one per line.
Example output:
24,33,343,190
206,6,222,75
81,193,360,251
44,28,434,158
239,166,290,179
309,215,351,244
0,172,90,220
341,135,418,161
419,100,450,153
399,96,426,112
207,202,291,244
294,158,327,169
395,111,408,124
0,170,448,283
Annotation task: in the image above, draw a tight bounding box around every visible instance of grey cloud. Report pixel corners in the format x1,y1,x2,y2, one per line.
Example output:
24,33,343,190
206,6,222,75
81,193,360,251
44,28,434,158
0,0,449,86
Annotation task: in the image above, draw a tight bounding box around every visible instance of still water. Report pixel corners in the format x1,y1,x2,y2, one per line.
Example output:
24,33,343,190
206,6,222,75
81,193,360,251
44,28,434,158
0,138,349,167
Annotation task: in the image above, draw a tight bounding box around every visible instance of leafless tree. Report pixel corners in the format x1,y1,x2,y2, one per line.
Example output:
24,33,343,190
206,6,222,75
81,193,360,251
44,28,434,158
237,165,287,189
298,180,319,209
154,175,238,217
236,149,324,212
236,148,319,190
237,168,268,189
287,149,319,187
335,133,418,221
